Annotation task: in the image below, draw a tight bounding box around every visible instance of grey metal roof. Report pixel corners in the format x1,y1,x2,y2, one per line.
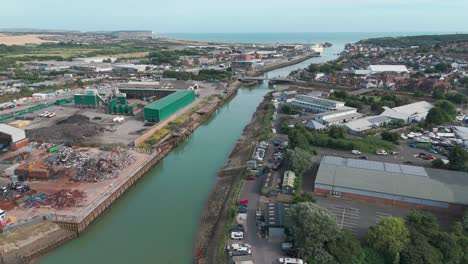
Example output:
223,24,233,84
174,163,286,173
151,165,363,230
317,156,468,205
0,124,26,143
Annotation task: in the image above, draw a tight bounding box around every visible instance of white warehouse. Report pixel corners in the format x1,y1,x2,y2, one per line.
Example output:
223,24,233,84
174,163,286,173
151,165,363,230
292,95,346,113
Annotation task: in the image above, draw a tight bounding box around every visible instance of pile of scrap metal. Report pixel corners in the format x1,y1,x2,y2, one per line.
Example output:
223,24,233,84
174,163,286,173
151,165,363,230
74,147,136,182
21,190,85,209
22,193,48,208
46,146,136,182
47,189,85,209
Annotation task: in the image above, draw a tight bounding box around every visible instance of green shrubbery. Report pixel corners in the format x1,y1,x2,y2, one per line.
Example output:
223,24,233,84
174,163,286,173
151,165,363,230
288,125,395,153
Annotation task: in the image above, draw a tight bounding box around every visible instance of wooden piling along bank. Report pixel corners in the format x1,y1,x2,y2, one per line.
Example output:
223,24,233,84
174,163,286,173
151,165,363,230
53,86,236,234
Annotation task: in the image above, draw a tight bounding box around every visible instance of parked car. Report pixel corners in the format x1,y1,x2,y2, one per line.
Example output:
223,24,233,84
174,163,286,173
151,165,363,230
376,150,388,155
351,150,361,155
279,257,307,264
400,133,408,140
226,243,251,256
232,224,245,232
230,231,244,240
359,156,368,160
238,206,247,213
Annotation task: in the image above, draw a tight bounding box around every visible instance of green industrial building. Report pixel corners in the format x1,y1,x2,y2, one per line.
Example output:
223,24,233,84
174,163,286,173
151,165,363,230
143,90,195,122
74,94,98,107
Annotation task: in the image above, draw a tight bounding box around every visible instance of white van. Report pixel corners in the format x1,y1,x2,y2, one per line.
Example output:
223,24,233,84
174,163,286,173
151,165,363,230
279,258,306,264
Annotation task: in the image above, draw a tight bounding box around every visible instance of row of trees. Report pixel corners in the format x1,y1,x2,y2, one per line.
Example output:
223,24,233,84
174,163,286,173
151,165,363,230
287,202,468,264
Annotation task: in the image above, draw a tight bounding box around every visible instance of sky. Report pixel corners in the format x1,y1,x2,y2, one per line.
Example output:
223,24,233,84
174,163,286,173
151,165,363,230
1,0,467,33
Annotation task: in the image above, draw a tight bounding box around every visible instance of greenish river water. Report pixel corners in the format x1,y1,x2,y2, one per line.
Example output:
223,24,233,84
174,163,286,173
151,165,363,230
40,52,336,264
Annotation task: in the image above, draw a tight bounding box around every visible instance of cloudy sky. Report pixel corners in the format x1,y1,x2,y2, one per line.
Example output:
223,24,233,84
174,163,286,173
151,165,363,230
1,0,467,33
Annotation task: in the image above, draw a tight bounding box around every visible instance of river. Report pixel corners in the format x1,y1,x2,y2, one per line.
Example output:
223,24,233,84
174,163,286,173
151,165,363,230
39,49,337,264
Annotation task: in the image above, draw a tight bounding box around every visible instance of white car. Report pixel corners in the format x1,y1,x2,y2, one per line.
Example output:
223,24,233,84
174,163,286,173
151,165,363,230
230,231,244,240
400,134,408,140
279,258,307,264
351,150,361,155
407,132,416,139
226,243,251,256
376,150,388,155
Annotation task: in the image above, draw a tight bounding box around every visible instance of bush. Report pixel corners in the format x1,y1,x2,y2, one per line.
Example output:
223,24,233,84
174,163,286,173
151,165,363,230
381,131,400,143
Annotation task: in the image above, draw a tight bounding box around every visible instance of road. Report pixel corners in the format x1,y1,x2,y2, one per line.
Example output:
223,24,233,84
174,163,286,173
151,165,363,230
240,172,283,264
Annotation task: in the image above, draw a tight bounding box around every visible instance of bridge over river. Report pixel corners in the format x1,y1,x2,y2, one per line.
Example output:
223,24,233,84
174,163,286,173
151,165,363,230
238,76,296,85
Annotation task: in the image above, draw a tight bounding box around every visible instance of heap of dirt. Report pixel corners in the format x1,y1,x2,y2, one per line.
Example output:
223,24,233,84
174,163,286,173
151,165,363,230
26,114,106,143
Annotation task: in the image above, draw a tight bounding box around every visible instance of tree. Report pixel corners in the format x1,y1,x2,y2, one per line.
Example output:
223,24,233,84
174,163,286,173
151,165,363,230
434,63,450,72
281,104,296,115
431,159,445,169
287,147,312,176
360,247,388,264
448,145,468,172
381,131,399,143
434,232,464,264
400,230,442,264
434,100,457,118
286,202,341,264
328,125,345,139
406,210,439,238
367,217,410,263
463,210,468,232
432,90,445,100
425,107,451,126
327,230,363,264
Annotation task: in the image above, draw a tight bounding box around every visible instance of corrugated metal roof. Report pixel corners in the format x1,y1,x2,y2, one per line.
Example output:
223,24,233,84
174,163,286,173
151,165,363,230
144,90,194,110
0,124,26,143
317,156,468,205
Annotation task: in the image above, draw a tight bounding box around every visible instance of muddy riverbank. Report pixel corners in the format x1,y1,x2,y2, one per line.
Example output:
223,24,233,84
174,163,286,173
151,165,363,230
195,93,273,264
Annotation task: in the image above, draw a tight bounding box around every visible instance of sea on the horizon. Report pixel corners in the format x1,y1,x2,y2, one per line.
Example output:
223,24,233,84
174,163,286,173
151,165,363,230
161,32,451,53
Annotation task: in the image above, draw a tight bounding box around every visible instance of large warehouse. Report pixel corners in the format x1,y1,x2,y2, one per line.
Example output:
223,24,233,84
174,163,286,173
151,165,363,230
143,90,195,123
0,124,27,151
315,156,468,214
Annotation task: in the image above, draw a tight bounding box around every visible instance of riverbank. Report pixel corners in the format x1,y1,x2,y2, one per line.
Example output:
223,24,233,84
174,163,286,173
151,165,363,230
194,93,273,264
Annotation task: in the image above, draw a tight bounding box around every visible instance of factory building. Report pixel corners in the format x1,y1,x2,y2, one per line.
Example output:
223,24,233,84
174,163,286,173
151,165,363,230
315,156,468,214
292,94,346,113
314,107,362,126
143,90,195,123
380,101,433,124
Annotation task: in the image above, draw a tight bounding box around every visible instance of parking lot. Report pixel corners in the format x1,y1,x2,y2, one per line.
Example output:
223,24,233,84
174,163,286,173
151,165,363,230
315,196,455,238
316,196,412,238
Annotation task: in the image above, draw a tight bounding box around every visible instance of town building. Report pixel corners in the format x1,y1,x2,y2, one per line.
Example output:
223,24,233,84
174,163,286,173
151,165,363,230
72,57,117,63
381,101,433,124
304,120,326,131
314,107,363,126
291,95,346,113
367,65,409,76
263,202,291,241
314,156,468,214
230,61,262,72
281,171,296,195
344,115,395,134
